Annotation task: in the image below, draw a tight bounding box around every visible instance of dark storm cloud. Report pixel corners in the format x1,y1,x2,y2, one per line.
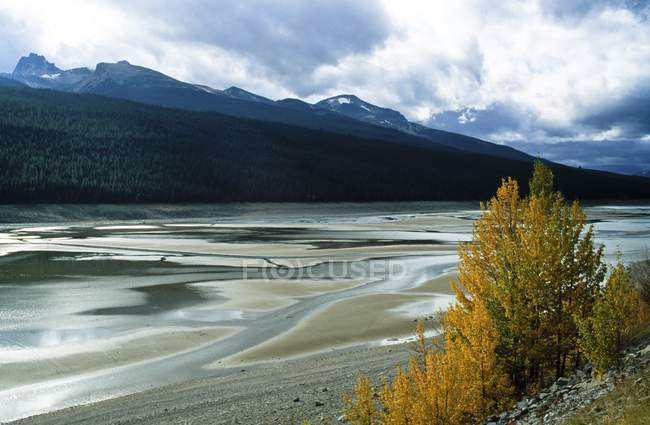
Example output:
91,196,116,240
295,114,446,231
509,140,650,175
427,103,528,139
131,0,392,85
425,103,573,143
428,83,650,144
579,82,650,139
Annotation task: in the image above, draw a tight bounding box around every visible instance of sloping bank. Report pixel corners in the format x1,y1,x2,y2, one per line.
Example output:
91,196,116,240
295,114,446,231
487,330,650,425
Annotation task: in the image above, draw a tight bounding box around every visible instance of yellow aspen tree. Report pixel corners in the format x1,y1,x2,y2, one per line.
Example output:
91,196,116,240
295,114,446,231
456,161,605,393
576,262,643,374
443,299,512,419
455,177,532,391
342,161,615,423
348,306,510,425
379,364,419,425
377,324,459,425
518,191,605,383
377,337,465,425
529,159,553,197
343,373,380,425
423,349,465,425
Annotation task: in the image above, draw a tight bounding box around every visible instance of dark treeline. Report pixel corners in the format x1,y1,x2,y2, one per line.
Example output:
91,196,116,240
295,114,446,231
1,86,649,203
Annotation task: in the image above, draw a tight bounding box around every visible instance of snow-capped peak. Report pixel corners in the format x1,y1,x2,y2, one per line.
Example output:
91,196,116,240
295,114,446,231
315,94,410,132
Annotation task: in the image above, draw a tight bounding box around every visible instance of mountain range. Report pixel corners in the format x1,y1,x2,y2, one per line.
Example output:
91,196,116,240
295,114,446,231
0,53,649,203
2,53,529,161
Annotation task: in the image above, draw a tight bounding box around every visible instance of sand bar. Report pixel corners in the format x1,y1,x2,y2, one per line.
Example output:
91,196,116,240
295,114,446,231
0,326,239,388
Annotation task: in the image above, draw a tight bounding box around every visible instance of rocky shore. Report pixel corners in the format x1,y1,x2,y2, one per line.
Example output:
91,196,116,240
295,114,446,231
486,337,650,425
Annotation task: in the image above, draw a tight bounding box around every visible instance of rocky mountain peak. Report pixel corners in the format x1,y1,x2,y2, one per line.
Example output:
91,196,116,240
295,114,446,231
223,86,274,104
13,53,61,76
315,94,410,131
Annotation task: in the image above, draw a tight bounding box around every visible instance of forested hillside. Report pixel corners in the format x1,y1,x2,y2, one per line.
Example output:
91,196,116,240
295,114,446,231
0,86,649,203
0,54,539,161
0,77,25,88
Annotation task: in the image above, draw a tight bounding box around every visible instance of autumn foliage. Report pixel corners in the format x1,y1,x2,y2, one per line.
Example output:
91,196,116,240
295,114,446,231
576,262,645,374
456,171,606,393
344,161,646,424
343,315,509,425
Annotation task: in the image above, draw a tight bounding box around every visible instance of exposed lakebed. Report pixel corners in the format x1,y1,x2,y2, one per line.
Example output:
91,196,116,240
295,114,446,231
0,202,648,422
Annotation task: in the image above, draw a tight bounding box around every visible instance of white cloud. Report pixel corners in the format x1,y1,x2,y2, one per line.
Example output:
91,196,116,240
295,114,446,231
304,0,650,143
0,0,648,147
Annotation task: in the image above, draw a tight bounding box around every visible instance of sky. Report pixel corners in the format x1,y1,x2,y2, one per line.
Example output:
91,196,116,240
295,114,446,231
0,0,649,174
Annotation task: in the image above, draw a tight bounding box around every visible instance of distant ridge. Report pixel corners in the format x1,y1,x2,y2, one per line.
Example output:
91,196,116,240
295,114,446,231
315,94,411,132
1,83,649,203
0,76,25,87
1,53,531,162
223,86,275,104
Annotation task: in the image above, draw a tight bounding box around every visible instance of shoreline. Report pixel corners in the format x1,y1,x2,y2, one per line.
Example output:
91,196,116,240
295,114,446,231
11,341,415,425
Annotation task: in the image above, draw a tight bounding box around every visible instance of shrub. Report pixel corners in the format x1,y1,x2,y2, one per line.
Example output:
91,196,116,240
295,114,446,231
576,262,643,374
343,374,380,425
344,316,510,425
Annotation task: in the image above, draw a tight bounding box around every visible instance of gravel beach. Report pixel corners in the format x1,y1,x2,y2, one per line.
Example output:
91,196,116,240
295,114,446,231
12,343,410,425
